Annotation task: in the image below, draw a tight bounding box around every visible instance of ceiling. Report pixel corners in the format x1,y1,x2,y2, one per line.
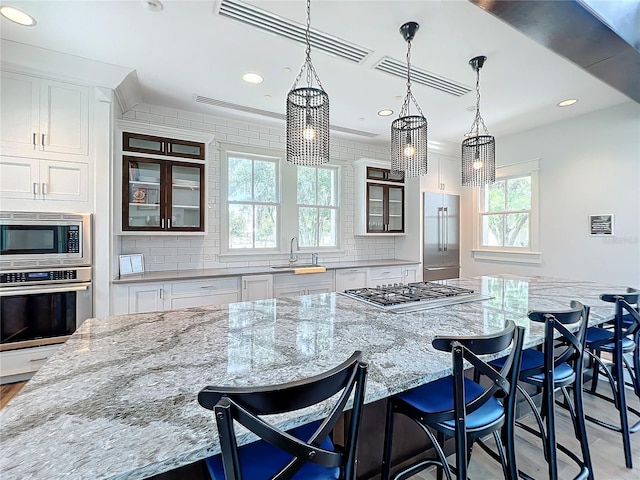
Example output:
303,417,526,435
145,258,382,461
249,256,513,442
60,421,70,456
0,0,634,147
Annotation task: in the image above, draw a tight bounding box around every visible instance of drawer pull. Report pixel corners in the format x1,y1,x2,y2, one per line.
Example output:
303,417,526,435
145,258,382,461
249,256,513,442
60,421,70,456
200,285,216,289
30,357,49,362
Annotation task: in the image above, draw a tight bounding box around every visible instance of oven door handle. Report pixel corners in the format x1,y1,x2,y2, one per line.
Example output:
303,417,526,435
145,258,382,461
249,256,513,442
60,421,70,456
0,283,91,296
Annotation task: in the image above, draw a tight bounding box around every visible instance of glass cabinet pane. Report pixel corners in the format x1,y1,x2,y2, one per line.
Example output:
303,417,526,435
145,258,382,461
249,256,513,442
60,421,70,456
125,158,162,229
168,140,204,159
367,184,385,231
170,164,202,229
123,133,164,154
366,167,386,181
388,186,404,232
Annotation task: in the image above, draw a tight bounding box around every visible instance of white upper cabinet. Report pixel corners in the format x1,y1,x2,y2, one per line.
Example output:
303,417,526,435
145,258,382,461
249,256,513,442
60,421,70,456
421,154,461,195
1,71,89,157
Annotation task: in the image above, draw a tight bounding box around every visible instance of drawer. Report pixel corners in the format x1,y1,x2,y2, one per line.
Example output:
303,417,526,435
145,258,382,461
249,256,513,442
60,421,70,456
335,269,368,291
170,277,239,295
368,266,403,280
1,344,60,377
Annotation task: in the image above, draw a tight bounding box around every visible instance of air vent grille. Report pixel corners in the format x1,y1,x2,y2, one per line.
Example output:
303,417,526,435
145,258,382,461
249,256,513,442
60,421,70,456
217,0,372,63
195,95,378,138
375,57,471,97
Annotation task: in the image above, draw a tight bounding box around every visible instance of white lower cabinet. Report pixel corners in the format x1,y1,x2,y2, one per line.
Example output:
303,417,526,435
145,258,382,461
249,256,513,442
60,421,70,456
241,274,273,301
273,271,335,298
402,264,422,284
0,344,60,383
113,278,240,315
335,268,368,292
368,266,404,288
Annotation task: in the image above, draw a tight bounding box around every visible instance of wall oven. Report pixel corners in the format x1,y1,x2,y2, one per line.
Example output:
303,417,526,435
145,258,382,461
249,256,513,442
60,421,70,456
0,266,92,351
0,211,91,268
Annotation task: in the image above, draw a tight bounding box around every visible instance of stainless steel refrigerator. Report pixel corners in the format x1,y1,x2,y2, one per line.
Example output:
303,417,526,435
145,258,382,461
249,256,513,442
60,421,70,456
423,192,460,281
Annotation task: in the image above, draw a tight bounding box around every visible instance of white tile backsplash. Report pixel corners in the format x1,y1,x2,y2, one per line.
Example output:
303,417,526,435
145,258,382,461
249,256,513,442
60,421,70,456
120,103,399,272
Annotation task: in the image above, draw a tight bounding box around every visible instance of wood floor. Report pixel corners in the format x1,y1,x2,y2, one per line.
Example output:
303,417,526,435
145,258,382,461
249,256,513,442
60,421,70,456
2,380,639,479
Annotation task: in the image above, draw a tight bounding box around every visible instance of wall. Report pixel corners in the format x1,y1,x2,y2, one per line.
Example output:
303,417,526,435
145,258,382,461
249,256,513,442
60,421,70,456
118,104,400,271
461,101,640,287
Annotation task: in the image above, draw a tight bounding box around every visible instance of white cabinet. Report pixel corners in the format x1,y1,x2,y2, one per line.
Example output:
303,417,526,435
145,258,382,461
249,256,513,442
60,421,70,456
273,271,335,298
402,264,422,284
335,268,368,292
368,266,404,287
421,154,460,195
241,275,273,301
1,71,89,157
0,156,89,205
113,278,240,314
0,344,60,383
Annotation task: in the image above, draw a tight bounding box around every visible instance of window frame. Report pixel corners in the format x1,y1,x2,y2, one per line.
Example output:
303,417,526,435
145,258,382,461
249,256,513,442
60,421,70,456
220,143,342,258
296,164,340,249
472,158,541,264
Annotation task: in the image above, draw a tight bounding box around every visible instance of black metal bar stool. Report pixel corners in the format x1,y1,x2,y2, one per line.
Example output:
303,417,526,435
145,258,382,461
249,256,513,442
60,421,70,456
583,290,640,469
381,320,525,480
491,300,592,480
198,351,368,480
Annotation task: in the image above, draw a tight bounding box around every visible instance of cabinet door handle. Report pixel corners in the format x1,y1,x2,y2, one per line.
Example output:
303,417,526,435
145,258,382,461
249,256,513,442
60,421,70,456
168,219,171,229
32,133,37,149
243,281,247,290
33,182,38,196
42,183,47,197
161,218,165,228
41,133,45,149
30,357,49,362
159,288,163,299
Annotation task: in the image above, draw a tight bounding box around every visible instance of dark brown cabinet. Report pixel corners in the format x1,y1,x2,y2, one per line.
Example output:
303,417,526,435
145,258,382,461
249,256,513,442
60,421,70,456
123,132,205,160
355,159,406,235
123,156,204,232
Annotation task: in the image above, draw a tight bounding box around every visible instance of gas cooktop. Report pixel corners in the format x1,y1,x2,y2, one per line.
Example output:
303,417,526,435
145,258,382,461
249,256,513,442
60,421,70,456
341,281,491,313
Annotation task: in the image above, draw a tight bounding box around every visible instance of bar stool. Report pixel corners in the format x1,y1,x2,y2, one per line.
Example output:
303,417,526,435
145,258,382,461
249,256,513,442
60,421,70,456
584,291,640,469
493,301,592,480
381,320,525,480
198,351,368,480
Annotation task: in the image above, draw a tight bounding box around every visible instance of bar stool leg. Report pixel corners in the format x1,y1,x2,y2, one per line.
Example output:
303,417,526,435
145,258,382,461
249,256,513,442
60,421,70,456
381,400,395,480
614,348,633,468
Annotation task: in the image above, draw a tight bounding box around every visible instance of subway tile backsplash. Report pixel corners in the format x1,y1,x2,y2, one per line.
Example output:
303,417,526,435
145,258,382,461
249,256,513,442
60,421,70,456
119,104,396,272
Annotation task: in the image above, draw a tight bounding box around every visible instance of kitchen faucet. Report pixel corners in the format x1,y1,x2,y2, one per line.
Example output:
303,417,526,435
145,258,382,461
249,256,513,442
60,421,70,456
289,236,299,264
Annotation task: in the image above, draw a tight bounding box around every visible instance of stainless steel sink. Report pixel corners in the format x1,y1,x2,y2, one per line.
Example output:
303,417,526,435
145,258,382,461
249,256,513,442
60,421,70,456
271,264,321,269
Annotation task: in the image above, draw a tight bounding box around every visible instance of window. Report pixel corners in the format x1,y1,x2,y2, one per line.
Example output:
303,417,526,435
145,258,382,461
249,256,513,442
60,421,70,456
481,175,531,248
222,144,341,255
472,159,540,264
226,150,279,249
297,166,339,248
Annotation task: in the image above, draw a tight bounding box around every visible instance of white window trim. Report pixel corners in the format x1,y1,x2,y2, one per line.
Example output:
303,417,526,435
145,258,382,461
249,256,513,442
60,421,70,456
220,143,342,259
471,158,542,264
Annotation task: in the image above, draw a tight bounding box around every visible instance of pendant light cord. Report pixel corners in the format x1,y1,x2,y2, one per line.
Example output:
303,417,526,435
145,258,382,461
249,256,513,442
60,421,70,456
292,0,323,91
468,66,489,137
400,36,424,119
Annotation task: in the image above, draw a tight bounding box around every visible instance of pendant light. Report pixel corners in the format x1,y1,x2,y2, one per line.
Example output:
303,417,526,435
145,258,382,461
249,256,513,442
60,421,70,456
391,21,427,178
286,0,329,166
461,56,495,186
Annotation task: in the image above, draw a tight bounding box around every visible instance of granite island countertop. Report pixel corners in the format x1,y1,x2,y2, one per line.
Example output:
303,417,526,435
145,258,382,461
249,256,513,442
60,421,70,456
0,275,626,479
112,258,419,283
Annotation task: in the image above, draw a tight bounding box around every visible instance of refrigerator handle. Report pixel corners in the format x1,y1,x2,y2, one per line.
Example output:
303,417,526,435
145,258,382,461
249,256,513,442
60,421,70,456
437,207,442,252
444,207,449,251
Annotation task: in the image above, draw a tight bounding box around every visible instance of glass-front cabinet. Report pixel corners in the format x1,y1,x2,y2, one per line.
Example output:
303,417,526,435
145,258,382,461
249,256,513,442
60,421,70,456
123,132,205,160
366,183,404,233
123,156,204,232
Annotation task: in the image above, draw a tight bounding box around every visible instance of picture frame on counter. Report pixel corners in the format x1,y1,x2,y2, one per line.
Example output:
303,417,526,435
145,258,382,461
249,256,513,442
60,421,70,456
589,214,614,236
119,254,145,276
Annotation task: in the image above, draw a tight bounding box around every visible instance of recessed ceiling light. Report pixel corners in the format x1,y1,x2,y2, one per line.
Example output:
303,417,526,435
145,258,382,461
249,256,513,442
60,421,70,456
466,105,476,112
0,5,36,26
557,98,578,107
283,67,292,74
264,94,272,99
141,0,163,11
242,73,264,84
378,109,394,117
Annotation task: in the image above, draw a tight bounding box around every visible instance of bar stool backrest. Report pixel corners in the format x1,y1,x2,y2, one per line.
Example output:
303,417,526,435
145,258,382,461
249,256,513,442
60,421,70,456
526,300,589,380
198,351,368,480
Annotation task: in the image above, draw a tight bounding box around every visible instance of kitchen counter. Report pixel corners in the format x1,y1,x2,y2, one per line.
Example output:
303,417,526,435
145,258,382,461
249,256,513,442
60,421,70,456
112,258,419,284
0,275,624,479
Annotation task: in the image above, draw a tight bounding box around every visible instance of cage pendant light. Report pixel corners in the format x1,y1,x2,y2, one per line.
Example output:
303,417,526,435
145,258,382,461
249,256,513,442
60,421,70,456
391,21,427,178
286,0,329,166
461,55,495,186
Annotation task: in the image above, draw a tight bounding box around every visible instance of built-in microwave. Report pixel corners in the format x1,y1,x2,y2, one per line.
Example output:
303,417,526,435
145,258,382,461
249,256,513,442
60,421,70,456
0,212,91,268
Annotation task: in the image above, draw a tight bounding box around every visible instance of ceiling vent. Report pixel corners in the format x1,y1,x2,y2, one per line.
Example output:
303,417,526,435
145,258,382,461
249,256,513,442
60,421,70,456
195,95,378,138
374,57,472,97
216,0,372,63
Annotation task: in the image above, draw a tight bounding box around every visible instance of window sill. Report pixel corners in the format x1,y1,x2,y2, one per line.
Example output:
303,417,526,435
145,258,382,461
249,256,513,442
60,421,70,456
219,249,346,262
471,249,542,265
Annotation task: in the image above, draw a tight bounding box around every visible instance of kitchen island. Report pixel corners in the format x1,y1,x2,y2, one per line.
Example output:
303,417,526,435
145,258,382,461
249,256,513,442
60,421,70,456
0,275,626,479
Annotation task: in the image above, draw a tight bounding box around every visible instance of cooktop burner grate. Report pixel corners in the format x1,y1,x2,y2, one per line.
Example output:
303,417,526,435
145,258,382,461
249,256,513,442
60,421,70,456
342,281,486,311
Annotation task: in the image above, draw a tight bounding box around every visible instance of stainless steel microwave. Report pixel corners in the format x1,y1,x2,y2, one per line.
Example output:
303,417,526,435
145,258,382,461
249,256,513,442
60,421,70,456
0,212,91,267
